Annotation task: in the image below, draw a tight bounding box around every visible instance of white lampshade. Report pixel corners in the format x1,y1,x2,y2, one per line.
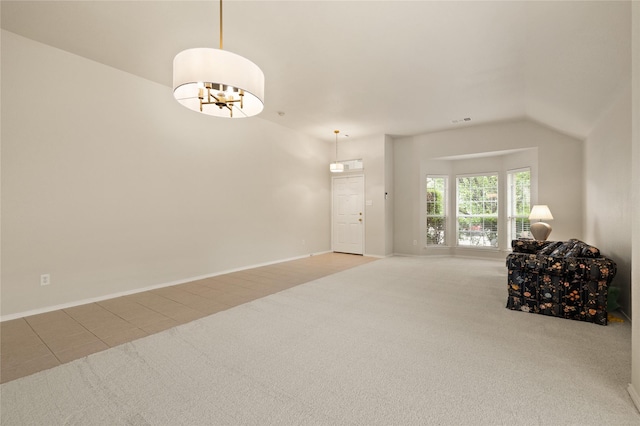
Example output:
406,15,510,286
529,205,554,221
173,48,264,118
330,162,344,173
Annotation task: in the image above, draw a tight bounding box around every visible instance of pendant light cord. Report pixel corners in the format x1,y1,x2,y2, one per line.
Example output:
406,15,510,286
219,0,223,49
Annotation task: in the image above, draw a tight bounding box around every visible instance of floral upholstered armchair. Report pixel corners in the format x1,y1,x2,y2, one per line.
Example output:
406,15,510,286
506,239,616,325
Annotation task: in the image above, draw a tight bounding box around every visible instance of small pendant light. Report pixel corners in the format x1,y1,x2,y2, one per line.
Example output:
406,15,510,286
330,130,344,173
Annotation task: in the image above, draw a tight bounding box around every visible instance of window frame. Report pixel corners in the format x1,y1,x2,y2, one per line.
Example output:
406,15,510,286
507,168,531,242
455,173,499,249
426,175,448,246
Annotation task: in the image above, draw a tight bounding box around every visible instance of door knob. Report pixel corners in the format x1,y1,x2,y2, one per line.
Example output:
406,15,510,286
359,218,362,222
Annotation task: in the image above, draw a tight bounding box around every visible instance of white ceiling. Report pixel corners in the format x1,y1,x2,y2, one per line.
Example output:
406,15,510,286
1,1,632,142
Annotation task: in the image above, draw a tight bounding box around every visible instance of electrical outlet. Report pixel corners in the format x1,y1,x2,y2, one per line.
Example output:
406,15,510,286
302,239,306,245
40,274,51,286
413,240,418,246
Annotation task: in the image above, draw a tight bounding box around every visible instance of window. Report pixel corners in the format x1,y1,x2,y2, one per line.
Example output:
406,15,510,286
508,169,531,241
426,176,447,245
335,159,363,171
456,174,498,247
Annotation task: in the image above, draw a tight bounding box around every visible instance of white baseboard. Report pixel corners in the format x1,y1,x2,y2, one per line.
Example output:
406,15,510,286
629,384,640,414
392,253,450,258
620,309,632,322
0,251,329,322
363,253,387,259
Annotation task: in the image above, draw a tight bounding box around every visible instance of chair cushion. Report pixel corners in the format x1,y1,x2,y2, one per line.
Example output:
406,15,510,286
538,241,563,255
511,239,553,254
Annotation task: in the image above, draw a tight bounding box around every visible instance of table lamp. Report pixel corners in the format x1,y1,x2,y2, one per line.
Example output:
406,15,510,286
529,205,554,241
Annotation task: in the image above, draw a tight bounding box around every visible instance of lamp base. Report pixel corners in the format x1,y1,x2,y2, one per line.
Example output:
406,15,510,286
530,222,552,241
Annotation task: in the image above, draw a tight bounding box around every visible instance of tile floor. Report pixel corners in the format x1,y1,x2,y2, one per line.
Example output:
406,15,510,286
0,253,376,384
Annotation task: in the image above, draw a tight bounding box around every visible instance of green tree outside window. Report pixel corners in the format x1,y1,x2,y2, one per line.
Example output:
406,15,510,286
427,177,447,245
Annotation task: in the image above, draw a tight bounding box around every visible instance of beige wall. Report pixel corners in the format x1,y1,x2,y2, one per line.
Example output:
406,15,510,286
1,30,332,318
629,0,640,413
584,5,637,408
384,135,394,256
393,120,583,257
584,87,632,317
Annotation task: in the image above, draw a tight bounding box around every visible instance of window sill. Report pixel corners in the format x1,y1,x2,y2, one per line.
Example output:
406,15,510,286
455,245,500,251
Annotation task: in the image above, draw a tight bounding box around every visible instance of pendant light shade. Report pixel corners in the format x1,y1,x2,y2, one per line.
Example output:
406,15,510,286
173,48,264,118
172,0,264,118
330,162,345,173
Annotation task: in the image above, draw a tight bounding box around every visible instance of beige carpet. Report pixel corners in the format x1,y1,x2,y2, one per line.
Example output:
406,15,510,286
1,256,638,425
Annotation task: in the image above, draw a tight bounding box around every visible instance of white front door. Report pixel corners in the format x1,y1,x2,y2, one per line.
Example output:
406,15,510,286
332,175,364,254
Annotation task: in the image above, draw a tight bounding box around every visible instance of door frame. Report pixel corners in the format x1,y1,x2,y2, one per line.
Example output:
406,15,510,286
331,174,365,254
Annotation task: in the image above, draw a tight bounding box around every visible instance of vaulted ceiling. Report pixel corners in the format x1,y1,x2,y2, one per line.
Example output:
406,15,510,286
1,1,632,142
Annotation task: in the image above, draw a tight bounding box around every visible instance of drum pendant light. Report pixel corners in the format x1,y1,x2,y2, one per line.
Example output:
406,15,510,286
173,0,264,118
